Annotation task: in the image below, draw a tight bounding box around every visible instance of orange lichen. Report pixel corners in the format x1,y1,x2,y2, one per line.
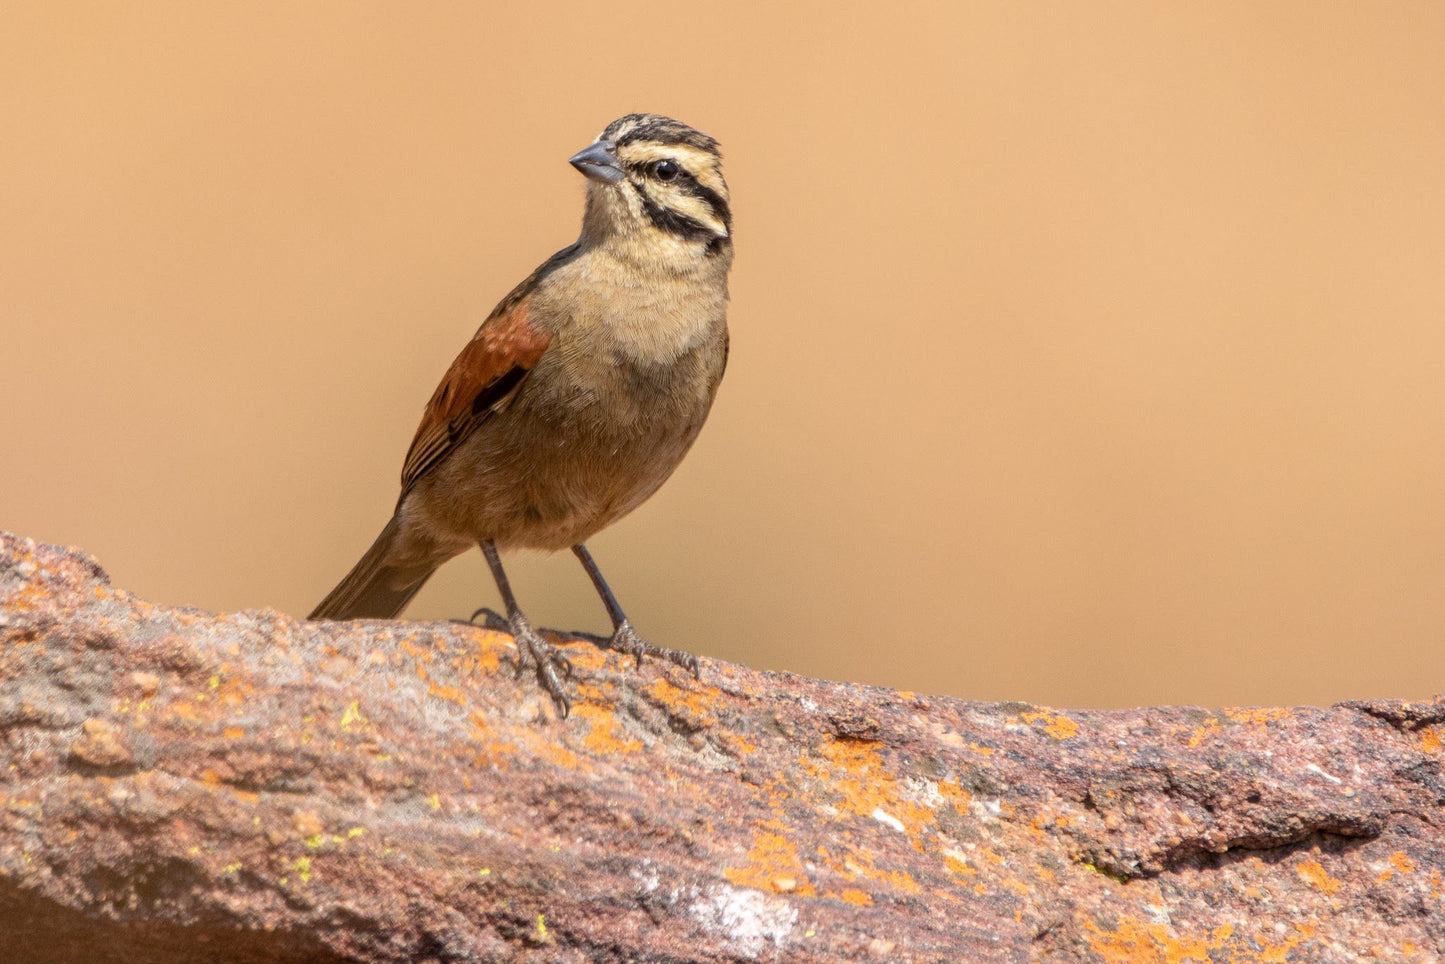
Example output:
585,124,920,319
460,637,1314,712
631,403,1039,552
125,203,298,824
1295,860,1342,895
724,823,816,896
534,735,586,772
1084,918,1317,964
399,636,434,664
944,852,975,877
427,683,466,707
1224,707,1293,729
1421,727,1442,753
466,643,502,675
1085,918,1226,963
644,677,717,727
1375,850,1418,883
724,734,758,756
223,726,245,740
1019,711,1079,740
838,888,872,906
572,701,642,755
823,842,924,895
938,780,972,808
1186,718,1222,749
802,739,932,835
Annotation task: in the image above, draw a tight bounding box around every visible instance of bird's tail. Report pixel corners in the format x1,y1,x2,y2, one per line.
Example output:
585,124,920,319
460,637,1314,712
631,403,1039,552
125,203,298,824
309,517,439,620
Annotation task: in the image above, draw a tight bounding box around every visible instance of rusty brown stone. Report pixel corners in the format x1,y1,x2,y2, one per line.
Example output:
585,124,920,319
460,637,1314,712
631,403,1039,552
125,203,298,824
1,530,1444,961
68,716,135,769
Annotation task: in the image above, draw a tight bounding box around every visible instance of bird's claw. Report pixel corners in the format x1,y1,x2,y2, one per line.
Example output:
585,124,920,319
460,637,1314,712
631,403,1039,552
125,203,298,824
601,620,701,679
503,613,573,717
468,606,507,631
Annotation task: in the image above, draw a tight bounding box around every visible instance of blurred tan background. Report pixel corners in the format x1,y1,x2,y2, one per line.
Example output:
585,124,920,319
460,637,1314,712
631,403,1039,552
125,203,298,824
4,3,1444,709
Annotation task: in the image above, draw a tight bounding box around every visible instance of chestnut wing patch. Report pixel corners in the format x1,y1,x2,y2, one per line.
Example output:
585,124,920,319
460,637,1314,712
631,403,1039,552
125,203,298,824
398,300,550,497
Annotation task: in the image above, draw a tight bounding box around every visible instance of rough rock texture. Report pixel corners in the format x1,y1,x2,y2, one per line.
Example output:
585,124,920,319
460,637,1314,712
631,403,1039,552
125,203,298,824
1,531,1443,962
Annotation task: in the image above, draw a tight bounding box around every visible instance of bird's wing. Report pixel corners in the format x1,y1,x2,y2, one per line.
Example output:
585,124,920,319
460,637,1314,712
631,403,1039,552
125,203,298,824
398,296,551,497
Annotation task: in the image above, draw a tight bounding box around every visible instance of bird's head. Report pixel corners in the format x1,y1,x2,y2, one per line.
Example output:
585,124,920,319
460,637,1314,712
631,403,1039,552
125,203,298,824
570,114,731,270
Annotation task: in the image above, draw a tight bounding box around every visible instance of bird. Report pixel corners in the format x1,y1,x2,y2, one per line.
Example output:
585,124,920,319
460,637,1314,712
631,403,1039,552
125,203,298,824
309,114,732,717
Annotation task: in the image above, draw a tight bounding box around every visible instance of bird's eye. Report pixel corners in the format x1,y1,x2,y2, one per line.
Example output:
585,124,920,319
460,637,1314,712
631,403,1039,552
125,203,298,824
652,159,681,181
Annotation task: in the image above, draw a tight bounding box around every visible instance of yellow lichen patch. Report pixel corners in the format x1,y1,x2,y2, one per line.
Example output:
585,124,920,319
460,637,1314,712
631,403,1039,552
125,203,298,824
340,701,368,729
292,856,312,883
572,701,642,755
802,739,933,835
1186,718,1222,749
204,670,253,709
1295,859,1343,895
1019,711,1079,740
724,823,817,896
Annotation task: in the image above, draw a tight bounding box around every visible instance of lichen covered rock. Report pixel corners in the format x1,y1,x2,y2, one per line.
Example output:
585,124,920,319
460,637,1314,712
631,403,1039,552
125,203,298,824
0,531,1442,961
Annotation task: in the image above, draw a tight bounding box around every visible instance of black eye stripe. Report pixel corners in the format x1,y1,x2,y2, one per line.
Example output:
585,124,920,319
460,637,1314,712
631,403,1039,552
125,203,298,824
621,165,732,234
683,181,731,232
635,189,718,242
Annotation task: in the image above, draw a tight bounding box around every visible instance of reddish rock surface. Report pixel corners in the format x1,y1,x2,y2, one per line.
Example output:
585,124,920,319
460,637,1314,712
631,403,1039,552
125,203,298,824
1,530,1442,961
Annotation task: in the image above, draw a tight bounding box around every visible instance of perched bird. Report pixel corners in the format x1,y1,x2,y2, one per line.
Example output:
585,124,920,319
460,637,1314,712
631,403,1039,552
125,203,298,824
310,114,732,716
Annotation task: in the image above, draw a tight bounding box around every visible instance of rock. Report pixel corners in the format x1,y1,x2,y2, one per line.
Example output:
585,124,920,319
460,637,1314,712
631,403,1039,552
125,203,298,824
0,529,1442,961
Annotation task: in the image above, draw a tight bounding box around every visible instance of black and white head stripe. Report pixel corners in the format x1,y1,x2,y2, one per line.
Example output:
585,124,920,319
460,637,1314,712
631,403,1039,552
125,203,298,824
601,114,721,156
597,114,731,244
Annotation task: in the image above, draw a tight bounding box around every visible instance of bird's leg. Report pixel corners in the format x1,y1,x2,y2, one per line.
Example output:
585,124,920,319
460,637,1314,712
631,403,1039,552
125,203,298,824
572,544,700,678
481,541,572,717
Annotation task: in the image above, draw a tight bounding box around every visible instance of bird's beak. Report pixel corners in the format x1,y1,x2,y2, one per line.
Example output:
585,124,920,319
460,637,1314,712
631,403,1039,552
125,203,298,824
568,140,623,184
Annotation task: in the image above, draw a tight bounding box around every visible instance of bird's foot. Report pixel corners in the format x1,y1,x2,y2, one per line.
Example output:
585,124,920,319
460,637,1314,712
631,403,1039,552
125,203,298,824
501,611,572,718
598,619,701,679
467,606,508,632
